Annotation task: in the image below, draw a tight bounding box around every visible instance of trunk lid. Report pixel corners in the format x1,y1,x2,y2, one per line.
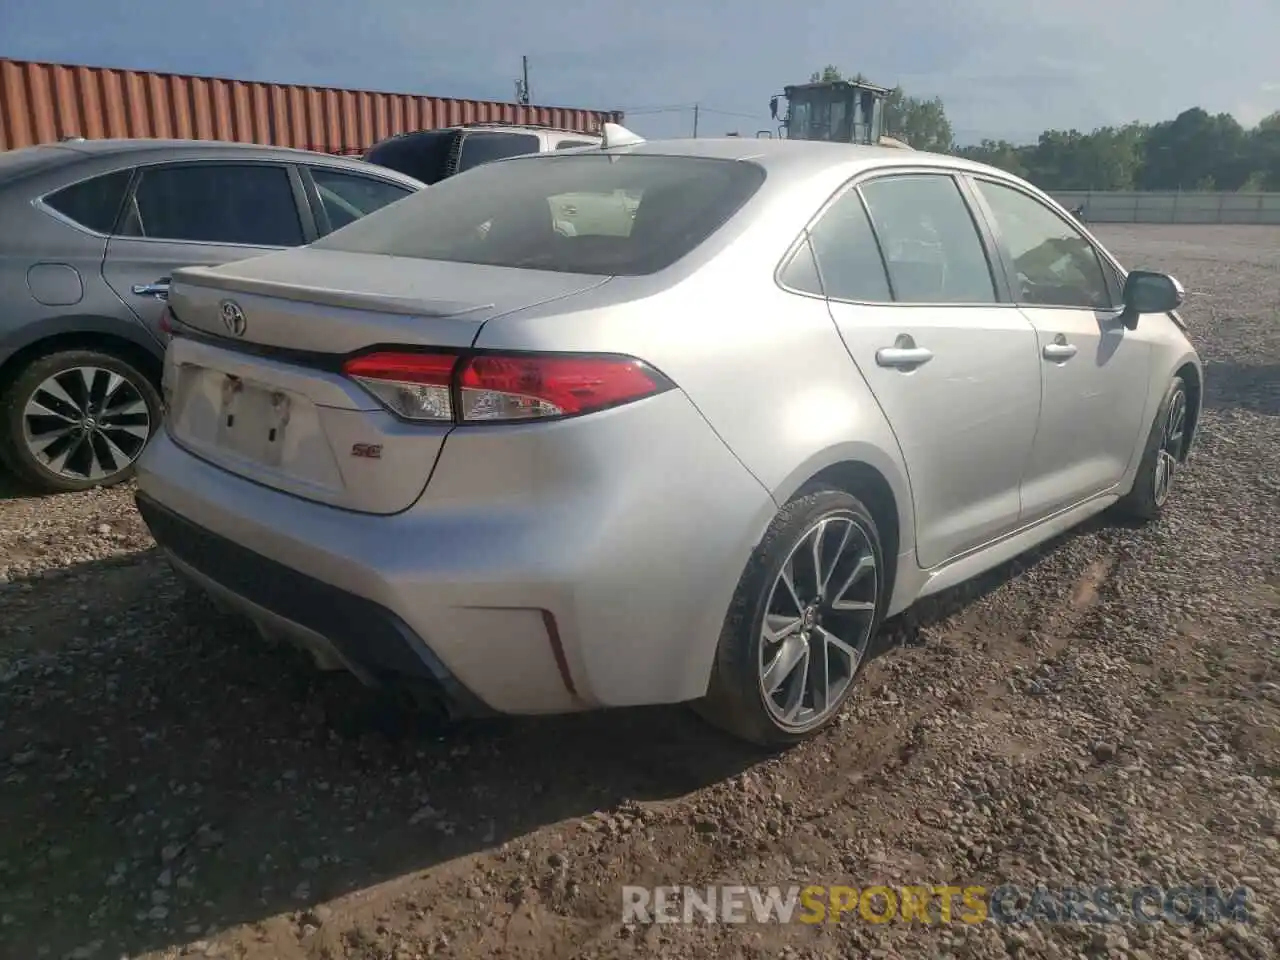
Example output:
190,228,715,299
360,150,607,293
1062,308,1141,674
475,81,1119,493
168,247,607,353
163,248,609,514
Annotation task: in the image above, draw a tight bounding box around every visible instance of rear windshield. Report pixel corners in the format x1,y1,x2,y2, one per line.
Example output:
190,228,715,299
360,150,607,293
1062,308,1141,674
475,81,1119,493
456,131,542,172
312,154,766,276
363,131,456,185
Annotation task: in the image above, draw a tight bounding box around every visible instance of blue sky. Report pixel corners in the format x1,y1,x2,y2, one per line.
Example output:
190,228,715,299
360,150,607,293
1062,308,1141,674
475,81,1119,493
3,0,1278,145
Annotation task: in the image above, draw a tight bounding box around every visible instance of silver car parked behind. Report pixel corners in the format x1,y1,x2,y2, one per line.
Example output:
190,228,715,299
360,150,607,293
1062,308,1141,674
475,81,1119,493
0,139,422,492
134,131,1202,745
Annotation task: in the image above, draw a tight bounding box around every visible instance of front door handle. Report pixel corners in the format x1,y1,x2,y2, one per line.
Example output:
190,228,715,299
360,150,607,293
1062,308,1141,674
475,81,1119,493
1042,336,1078,361
131,279,171,300
876,346,934,368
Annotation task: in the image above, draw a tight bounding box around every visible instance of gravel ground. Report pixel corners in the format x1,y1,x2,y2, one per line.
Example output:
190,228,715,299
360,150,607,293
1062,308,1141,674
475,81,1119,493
1,224,1277,960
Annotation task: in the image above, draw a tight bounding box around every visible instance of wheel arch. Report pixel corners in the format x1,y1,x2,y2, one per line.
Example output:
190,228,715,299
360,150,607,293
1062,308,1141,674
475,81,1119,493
0,317,165,394
769,446,915,615
1173,358,1202,460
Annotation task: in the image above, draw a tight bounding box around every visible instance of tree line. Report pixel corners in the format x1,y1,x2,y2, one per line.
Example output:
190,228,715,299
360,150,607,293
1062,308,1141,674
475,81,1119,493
809,65,1280,192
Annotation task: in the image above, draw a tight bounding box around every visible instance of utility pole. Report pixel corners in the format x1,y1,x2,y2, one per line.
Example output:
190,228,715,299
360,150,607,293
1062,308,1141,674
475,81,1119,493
515,56,531,105
692,103,699,138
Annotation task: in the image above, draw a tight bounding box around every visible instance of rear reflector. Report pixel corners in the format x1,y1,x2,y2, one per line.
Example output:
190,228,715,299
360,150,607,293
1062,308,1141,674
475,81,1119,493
341,350,672,424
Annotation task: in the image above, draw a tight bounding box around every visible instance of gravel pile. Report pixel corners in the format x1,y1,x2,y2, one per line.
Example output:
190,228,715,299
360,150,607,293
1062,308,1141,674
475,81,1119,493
1,224,1277,960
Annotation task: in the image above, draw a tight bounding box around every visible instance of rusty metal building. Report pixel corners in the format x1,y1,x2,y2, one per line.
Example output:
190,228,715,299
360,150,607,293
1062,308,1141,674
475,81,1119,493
0,58,624,153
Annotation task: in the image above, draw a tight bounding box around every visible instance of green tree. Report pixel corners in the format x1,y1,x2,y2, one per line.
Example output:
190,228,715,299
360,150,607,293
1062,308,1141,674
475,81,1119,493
809,65,850,83
1137,108,1249,190
883,88,953,152
804,64,1280,191
953,139,1032,178
1018,124,1147,190
1248,111,1280,190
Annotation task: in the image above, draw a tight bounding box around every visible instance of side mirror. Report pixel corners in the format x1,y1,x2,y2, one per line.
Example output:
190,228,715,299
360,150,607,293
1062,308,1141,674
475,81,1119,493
1121,270,1184,329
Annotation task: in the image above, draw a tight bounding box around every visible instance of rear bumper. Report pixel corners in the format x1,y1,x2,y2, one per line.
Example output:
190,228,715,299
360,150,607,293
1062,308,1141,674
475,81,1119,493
134,388,776,715
137,492,491,717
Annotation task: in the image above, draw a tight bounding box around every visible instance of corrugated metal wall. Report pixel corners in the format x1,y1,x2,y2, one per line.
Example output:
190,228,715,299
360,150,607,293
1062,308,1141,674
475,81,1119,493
0,58,624,153
1053,190,1280,226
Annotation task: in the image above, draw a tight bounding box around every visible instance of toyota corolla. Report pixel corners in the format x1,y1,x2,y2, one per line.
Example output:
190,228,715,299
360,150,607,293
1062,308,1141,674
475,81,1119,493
134,126,1201,745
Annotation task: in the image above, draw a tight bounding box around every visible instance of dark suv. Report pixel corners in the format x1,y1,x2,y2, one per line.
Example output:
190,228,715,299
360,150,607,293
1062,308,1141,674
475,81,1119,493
0,139,423,493
363,123,601,184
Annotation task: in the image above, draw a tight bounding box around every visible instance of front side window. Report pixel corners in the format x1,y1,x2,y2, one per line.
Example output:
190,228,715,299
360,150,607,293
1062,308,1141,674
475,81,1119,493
122,163,303,247
44,169,133,234
455,132,542,172
310,168,413,232
801,188,892,301
974,179,1113,309
313,154,766,276
858,174,996,304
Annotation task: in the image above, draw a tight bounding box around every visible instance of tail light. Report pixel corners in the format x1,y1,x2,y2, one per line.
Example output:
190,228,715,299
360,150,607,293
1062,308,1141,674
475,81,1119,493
343,352,455,422
341,350,673,424
158,306,174,337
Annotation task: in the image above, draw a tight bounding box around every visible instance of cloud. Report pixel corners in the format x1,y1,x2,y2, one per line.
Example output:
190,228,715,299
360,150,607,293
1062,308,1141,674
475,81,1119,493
2,0,1278,144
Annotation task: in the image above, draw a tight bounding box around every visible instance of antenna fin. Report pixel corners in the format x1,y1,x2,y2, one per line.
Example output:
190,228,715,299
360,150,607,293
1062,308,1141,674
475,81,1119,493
601,122,645,148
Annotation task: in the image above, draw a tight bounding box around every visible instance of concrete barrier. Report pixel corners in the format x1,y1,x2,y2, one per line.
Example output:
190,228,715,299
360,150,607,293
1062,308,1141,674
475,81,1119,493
1051,191,1280,225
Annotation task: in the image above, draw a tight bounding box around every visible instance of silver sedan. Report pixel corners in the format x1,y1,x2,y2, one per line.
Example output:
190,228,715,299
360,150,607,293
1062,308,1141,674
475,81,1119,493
134,128,1201,745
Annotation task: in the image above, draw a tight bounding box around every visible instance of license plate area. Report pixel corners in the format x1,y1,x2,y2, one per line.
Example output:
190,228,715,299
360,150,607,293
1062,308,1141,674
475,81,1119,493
214,375,292,467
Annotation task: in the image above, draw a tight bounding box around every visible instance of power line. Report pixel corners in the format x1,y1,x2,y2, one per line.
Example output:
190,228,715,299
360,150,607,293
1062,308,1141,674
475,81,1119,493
698,106,771,121
615,103,768,122
615,104,699,115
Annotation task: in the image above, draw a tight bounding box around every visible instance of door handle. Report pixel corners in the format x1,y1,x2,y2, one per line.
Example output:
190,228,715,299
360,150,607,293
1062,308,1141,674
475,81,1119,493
1042,338,1078,361
132,280,171,300
876,346,934,369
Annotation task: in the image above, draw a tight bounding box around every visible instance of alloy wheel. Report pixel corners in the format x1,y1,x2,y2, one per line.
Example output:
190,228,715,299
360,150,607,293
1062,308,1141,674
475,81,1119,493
1152,387,1186,507
20,366,152,482
757,513,879,731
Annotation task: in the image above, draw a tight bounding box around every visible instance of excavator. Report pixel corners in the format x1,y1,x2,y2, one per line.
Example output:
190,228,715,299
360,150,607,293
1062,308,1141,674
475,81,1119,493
768,78,912,149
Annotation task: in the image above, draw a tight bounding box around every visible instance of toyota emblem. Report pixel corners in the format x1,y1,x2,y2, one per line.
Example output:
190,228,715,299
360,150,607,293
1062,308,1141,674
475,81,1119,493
220,300,247,338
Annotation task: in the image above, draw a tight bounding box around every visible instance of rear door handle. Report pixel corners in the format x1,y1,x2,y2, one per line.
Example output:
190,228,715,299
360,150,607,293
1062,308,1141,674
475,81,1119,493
1042,338,1078,361
132,279,171,300
876,346,934,368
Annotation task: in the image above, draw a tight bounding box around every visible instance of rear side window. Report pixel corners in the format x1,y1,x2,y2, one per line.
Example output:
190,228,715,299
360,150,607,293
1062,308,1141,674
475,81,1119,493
802,189,892,302
456,132,542,172
778,237,823,295
122,163,303,247
310,168,414,232
858,175,996,304
555,139,598,150
313,154,766,276
44,169,133,233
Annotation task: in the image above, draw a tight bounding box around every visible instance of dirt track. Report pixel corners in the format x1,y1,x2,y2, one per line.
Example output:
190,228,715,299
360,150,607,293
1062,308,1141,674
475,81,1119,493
1,225,1278,960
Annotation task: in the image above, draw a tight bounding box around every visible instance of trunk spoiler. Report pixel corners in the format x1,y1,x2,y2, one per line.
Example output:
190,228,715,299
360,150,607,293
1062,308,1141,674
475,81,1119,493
172,265,494,319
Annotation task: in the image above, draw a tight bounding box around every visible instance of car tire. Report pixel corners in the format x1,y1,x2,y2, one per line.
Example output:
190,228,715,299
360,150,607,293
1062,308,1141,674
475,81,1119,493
1115,375,1188,523
0,349,161,494
696,487,886,747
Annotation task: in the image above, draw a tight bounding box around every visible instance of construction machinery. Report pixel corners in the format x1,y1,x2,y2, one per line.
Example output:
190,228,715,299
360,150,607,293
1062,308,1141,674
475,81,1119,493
769,79,911,149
